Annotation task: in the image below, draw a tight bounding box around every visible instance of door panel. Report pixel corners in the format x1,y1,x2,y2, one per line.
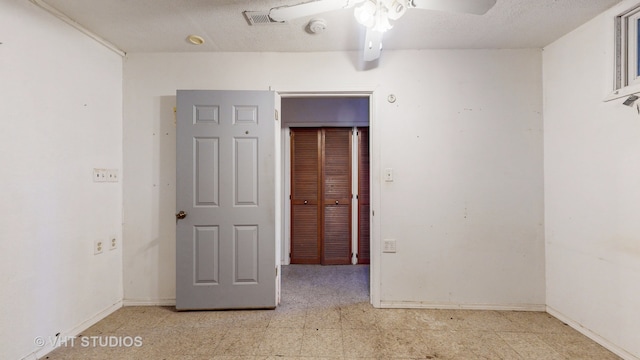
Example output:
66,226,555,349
290,129,321,263
323,205,351,264
234,138,259,206
234,225,259,283
176,90,276,310
194,226,219,284
195,138,219,206
322,128,352,265
357,127,370,264
291,205,319,262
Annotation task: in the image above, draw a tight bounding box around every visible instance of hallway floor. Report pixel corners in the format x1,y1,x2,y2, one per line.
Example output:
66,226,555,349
43,265,620,359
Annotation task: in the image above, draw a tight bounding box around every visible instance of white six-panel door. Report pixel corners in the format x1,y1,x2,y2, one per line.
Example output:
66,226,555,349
176,90,277,310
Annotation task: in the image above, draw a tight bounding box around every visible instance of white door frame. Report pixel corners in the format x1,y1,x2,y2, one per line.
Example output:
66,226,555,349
277,91,380,307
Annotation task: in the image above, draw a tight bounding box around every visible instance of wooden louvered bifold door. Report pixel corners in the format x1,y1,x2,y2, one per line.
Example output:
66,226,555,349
290,128,321,264
321,128,352,265
290,127,352,265
357,127,370,264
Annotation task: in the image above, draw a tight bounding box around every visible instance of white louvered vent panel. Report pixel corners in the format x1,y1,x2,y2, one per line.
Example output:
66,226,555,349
243,11,284,25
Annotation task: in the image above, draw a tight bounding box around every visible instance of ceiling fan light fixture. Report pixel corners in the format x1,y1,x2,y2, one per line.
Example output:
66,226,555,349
372,7,392,32
354,0,405,33
266,0,495,63
354,1,376,28
385,0,407,20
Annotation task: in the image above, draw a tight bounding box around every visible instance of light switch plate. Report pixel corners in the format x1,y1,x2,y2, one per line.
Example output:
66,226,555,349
384,168,393,182
383,239,396,253
106,169,119,182
94,168,118,182
93,168,107,182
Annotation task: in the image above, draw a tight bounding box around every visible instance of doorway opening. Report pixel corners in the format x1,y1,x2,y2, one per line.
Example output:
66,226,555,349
280,95,372,303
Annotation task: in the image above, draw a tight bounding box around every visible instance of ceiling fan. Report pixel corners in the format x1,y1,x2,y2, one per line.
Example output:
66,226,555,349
268,0,497,61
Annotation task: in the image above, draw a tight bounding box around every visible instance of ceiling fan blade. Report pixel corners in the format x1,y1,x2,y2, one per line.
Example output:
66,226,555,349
363,28,383,62
410,0,496,15
269,0,365,22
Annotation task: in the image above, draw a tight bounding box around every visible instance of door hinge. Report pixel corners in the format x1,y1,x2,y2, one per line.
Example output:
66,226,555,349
289,194,292,200
276,267,278,276
275,109,279,121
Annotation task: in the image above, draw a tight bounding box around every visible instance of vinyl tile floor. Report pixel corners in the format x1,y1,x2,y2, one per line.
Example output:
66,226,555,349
42,265,620,360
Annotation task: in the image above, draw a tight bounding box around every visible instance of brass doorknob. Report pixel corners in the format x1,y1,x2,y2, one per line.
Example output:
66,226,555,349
335,200,339,205
176,211,187,220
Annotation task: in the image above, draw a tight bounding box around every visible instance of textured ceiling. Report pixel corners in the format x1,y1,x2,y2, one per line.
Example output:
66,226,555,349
39,0,622,54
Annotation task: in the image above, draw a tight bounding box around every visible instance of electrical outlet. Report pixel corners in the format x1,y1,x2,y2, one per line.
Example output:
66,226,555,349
94,239,104,255
109,236,117,250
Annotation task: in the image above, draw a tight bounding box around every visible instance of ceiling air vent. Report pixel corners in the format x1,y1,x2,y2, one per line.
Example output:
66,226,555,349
243,11,283,25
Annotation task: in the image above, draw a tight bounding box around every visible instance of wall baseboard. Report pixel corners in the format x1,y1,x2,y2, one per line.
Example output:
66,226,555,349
379,301,546,312
23,300,123,360
123,298,176,307
546,306,639,360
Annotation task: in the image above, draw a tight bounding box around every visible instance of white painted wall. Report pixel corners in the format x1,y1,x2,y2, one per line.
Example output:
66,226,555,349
376,51,545,308
123,49,544,309
543,1,640,358
0,1,123,359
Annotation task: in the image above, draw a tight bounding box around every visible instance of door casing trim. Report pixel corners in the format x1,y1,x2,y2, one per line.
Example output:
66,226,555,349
277,90,380,307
